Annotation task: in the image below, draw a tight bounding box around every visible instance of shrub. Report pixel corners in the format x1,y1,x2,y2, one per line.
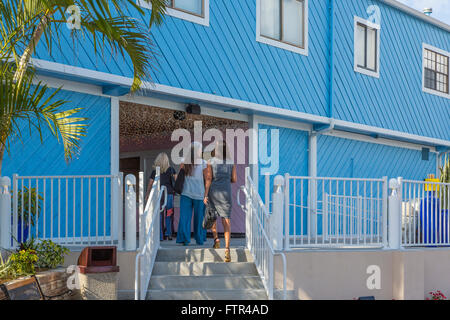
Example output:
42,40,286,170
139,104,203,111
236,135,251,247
9,249,38,276
35,240,69,269
427,290,447,300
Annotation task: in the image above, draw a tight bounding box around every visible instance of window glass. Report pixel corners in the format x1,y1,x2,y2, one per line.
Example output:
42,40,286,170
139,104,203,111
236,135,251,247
366,27,377,71
283,0,304,46
424,48,449,94
356,24,366,67
174,0,202,16
261,0,281,40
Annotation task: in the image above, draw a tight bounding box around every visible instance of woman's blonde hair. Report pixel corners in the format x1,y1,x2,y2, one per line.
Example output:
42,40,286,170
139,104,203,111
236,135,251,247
153,152,170,173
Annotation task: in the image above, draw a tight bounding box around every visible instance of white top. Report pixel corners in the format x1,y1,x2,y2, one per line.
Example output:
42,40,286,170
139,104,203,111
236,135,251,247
182,160,207,201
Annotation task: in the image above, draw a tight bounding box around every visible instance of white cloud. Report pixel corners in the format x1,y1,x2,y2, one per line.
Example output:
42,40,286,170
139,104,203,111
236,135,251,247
397,0,450,24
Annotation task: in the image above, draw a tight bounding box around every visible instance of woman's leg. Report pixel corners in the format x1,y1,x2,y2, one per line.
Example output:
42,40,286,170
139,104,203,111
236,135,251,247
160,211,165,241
176,195,193,244
222,218,231,249
193,199,206,245
165,195,174,238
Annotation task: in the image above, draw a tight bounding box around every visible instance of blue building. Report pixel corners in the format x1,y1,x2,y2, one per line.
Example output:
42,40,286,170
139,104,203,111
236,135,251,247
3,0,449,239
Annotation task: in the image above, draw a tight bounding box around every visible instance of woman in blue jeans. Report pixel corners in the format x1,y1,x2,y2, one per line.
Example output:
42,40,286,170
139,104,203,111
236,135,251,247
176,142,208,246
145,153,176,241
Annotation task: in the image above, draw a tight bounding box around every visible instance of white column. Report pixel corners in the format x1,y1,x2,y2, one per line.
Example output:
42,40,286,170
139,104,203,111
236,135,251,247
309,133,318,237
271,175,284,250
125,174,137,251
0,177,11,249
388,178,402,249
245,167,252,250
248,115,259,192
138,171,144,249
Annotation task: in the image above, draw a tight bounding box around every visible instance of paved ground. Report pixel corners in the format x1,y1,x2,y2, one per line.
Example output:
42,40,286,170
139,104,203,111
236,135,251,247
160,237,246,249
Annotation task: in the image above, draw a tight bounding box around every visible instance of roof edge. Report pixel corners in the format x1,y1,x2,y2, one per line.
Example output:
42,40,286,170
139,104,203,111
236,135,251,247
379,0,450,33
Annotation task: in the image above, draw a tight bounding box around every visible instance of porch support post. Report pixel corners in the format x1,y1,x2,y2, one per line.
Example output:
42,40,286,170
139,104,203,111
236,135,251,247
271,175,284,250
249,115,259,192
125,174,137,251
0,177,11,249
388,177,402,249
309,133,318,236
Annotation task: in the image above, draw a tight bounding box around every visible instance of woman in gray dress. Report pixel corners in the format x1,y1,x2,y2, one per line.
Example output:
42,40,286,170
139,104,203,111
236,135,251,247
204,141,237,262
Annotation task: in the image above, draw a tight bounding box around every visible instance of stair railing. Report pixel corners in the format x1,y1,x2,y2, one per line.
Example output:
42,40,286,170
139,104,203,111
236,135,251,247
238,167,287,300
134,168,167,300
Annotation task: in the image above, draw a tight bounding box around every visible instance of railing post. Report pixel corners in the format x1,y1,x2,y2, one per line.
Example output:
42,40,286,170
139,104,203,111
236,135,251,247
388,177,402,249
382,176,388,248
0,177,11,249
12,174,18,248
245,167,251,250
265,173,270,212
139,172,144,250
271,175,284,250
284,173,290,250
125,174,137,251
118,172,124,250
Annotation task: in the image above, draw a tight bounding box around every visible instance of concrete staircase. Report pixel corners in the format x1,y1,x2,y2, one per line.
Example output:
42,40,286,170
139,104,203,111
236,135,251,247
146,247,269,300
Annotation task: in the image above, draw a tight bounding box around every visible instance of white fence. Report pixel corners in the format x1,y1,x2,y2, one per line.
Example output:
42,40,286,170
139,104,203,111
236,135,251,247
135,168,167,300
238,168,286,300
10,174,123,247
281,175,388,248
401,179,450,247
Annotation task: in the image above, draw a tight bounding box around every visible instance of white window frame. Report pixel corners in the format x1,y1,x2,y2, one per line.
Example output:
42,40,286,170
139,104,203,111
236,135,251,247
422,43,450,100
256,0,309,56
354,16,380,78
137,0,209,27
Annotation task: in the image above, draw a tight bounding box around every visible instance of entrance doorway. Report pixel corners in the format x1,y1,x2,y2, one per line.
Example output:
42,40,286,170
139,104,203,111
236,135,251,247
119,101,249,237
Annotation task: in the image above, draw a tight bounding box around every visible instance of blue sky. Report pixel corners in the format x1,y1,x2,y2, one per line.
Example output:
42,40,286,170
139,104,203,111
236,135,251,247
397,0,450,24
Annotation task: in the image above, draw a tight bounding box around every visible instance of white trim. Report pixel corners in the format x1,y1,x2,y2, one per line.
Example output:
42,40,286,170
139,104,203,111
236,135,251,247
422,43,450,100
324,130,438,153
137,0,209,27
249,115,259,191
256,0,309,56
354,16,380,79
255,115,312,132
33,75,105,97
31,58,450,148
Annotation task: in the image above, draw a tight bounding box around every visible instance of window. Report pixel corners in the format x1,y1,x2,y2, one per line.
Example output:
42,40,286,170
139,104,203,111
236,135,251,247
137,0,209,26
423,46,449,96
256,0,308,56
354,16,380,78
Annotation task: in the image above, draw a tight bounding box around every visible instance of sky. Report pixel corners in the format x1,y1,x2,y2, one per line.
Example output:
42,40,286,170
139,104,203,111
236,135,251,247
397,0,450,25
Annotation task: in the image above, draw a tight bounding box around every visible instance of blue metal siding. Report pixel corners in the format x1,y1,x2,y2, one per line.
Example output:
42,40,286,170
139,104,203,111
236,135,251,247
2,90,111,177
318,135,437,180
334,0,450,140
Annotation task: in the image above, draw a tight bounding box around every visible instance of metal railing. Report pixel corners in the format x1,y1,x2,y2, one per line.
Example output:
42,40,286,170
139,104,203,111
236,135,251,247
283,175,388,248
11,174,123,247
238,167,286,300
401,179,450,247
135,168,167,300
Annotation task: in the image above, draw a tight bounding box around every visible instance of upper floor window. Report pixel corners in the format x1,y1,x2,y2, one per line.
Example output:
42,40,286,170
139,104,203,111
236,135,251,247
256,0,309,56
354,16,380,78
423,46,449,97
137,0,209,26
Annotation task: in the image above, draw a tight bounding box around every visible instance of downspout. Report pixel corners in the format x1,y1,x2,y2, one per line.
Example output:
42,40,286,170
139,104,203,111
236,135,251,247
328,0,335,119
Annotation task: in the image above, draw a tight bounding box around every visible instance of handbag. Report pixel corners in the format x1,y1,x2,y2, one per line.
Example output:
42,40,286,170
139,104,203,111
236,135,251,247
202,202,218,230
174,168,185,195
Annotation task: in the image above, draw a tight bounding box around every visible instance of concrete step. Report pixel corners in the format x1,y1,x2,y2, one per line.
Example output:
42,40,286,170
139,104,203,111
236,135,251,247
152,262,258,276
155,248,253,263
146,289,268,300
149,275,264,290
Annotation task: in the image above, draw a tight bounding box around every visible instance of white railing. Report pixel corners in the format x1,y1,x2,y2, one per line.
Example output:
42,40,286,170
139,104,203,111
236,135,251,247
283,175,388,248
401,179,450,247
135,168,167,300
11,174,123,247
238,167,286,300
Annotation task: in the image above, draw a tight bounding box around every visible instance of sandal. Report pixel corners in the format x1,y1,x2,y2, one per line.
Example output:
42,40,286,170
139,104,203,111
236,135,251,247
213,238,220,249
225,248,231,263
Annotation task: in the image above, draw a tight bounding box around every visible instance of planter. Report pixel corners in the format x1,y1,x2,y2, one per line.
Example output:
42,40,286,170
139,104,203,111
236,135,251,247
0,268,75,300
16,219,30,243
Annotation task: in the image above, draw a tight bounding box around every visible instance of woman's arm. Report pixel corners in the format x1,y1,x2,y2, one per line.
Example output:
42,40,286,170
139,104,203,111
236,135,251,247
231,165,237,183
203,164,213,204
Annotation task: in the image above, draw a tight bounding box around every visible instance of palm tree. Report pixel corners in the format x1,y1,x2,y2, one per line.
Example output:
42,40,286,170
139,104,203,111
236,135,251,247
0,0,167,175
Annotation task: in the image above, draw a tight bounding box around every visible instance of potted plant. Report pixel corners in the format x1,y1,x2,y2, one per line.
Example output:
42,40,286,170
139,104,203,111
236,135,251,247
15,187,43,242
